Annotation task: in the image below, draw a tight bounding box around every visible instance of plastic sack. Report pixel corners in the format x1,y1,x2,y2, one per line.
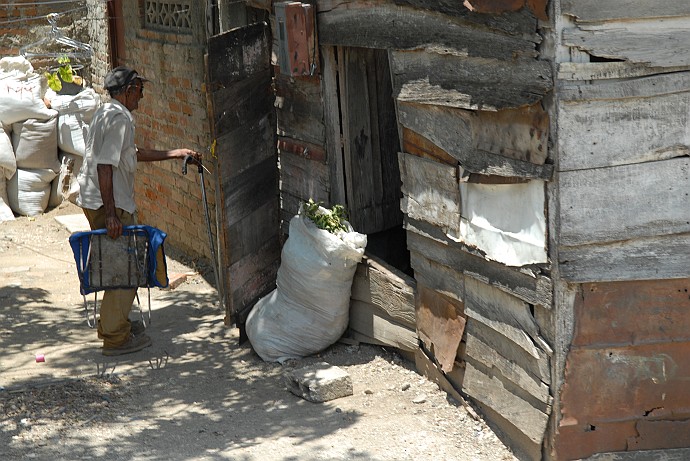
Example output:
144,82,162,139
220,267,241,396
0,172,14,222
246,206,367,362
47,89,101,156
0,62,54,125
12,114,60,172
7,168,57,216
0,123,15,180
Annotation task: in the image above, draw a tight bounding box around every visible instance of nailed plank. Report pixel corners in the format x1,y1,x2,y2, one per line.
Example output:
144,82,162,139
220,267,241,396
320,46,346,206
275,74,326,146
349,300,418,352
561,1,690,22
465,276,552,356
402,127,458,166
563,19,690,68
226,199,279,266
391,50,552,111
317,1,539,60
558,234,690,283
410,250,464,303
558,93,690,172
351,256,416,329
398,102,553,179
462,360,548,446
398,152,461,238
560,71,690,101
221,153,278,229
406,221,552,308
558,61,690,81
279,150,330,206
559,158,690,246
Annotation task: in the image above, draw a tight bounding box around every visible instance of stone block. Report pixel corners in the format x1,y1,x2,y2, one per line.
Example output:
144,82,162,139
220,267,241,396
285,362,353,403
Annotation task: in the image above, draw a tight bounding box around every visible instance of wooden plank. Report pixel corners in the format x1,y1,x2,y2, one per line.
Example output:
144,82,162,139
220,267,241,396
320,46,346,206
559,158,690,246
465,276,552,357
277,137,325,163
561,1,690,22
406,221,553,308
559,234,690,283
317,1,540,60
275,74,326,146
558,93,690,172
391,50,552,111
558,61,690,82
349,300,418,352
416,284,466,372
221,154,278,228
410,250,464,303
402,127,458,166
398,152,461,238
563,19,690,68
414,347,466,405
398,102,553,180
462,360,548,446
560,71,690,101
278,150,330,206
225,199,279,266
351,256,416,329
465,333,551,413
207,23,271,85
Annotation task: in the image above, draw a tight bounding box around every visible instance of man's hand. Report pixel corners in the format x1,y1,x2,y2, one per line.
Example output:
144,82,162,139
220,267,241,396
171,148,201,163
105,214,123,239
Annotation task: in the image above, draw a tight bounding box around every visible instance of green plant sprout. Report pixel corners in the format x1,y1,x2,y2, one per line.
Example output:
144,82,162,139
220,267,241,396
303,199,349,234
45,55,74,92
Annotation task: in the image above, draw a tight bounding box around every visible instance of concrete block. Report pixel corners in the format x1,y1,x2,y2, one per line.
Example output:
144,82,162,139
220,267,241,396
285,362,353,403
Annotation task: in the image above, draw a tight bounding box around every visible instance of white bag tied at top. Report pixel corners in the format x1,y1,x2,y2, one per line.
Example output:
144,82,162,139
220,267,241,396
12,114,60,172
246,205,367,362
7,168,57,217
0,57,54,126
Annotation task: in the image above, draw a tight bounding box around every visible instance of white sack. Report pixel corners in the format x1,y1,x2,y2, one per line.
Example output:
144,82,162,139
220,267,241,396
0,123,15,179
0,172,14,222
12,114,60,171
0,73,53,125
47,88,100,121
48,89,100,156
246,207,367,362
51,151,82,207
7,168,57,217
57,113,89,156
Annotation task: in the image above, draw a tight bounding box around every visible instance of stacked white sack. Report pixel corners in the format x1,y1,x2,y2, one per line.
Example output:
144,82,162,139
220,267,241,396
12,115,60,171
0,57,54,126
0,123,15,221
7,168,57,217
47,88,100,156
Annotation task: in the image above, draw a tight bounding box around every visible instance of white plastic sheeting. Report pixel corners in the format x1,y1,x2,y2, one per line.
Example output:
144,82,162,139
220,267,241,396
458,179,547,267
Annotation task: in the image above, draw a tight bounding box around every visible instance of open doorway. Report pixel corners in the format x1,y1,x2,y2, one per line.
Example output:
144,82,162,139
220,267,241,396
335,47,410,275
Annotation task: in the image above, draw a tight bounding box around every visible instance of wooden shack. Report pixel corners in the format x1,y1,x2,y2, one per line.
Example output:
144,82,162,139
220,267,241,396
74,1,690,459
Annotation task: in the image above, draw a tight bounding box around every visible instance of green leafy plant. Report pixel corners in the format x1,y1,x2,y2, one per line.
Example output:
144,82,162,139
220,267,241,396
45,55,74,92
303,199,349,234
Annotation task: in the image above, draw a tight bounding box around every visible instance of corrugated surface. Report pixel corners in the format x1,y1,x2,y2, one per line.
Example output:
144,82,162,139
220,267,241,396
555,279,690,460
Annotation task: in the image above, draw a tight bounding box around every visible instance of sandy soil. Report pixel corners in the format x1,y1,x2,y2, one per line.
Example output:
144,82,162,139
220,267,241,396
0,201,519,461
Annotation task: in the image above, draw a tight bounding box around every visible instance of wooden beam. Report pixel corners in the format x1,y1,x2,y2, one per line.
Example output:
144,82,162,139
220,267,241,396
561,1,690,22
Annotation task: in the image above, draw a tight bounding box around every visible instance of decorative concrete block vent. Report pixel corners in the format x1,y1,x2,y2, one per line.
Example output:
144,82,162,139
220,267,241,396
285,362,353,403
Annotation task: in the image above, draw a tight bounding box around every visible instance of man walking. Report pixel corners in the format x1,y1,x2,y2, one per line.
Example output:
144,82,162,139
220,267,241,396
77,66,200,356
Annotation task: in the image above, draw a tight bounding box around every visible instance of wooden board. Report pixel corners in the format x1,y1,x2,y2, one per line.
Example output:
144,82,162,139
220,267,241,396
562,19,690,67
275,74,326,146
406,223,553,308
278,150,330,206
349,300,418,352
391,49,552,111
398,102,553,180
410,250,465,303
558,62,690,81
398,152,461,238
558,93,690,172
558,234,690,283
560,71,690,101
320,46,346,206
462,360,548,446
317,1,540,61
561,1,690,22
350,256,416,329
559,158,690,246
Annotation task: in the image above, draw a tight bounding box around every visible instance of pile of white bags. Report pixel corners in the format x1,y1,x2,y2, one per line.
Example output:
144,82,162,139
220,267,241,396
0,56,99,220
246,205,367,362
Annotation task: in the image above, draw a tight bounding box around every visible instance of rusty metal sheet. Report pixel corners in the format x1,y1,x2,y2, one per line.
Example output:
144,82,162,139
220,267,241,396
561,343,690,423
630,419,690,451
573,279,690,347
554,419,634,460
416,284,466,373
462,0,548,20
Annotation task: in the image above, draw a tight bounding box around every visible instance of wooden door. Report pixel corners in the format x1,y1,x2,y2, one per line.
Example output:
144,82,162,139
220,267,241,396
206,23,280,328
338,47,402,235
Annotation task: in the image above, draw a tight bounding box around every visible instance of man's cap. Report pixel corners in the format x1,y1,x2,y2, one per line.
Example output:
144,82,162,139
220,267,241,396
104,66,148,92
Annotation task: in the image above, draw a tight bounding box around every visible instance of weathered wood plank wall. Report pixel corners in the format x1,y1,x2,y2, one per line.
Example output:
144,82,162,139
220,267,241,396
554,2,690,459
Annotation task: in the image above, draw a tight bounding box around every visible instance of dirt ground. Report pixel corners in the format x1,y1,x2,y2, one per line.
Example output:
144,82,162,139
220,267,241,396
0,201,519,461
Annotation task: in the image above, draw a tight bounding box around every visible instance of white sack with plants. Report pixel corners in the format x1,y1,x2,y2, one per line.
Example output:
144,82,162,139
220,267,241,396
246,200,367,362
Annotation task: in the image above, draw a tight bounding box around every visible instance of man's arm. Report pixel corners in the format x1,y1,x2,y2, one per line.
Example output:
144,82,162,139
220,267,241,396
96,164,123,239
136,147,200,162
